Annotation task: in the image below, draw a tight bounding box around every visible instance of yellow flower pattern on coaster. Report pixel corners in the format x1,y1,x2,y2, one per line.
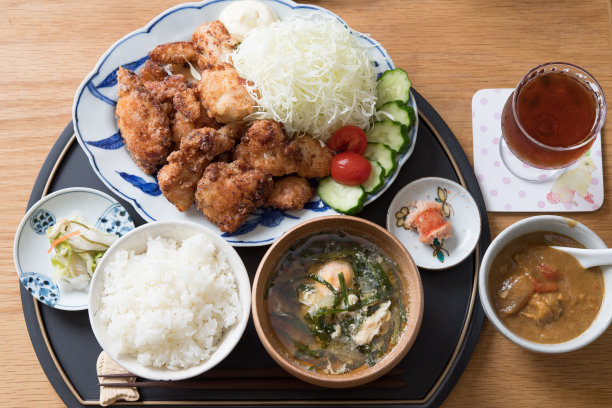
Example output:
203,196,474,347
97,351,139,406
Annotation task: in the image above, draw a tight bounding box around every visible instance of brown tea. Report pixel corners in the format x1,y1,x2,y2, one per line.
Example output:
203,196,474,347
502,71,598,169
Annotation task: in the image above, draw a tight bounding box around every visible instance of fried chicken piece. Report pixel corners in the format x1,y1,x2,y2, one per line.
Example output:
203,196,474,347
233,119,299,176
192,21,236,68
174,86,200,121
293,136,333,179
139,59,168,82
217,120,248,141
209,122,247,163
195,160,273,233
197,63,255,124
144,75,183,100
214,151,233,163
115,67,172,175
265,176,314,211
170,111,219,149
165,62,201,85
144,75,201,121
149,41,199,65
159,100,175,117
170,112,195,147
157,126,235,212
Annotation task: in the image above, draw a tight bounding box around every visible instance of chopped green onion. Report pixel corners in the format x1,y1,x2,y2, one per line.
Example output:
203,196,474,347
338,272,349,307
308,274,337,294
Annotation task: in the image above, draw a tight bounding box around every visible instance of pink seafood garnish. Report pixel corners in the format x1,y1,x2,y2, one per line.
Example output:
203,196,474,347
405,200,452,244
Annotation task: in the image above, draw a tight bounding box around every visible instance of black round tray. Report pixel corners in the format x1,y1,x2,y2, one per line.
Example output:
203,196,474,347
21,89,489,407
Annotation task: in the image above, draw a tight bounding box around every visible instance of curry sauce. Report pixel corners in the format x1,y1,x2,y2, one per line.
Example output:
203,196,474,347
489,231,604,344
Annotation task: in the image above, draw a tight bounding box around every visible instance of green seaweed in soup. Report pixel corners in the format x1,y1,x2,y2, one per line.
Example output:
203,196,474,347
266,231,408,374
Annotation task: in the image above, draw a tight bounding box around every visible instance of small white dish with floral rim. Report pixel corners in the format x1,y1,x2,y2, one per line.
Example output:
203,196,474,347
386,177,481,270
13,187,134,310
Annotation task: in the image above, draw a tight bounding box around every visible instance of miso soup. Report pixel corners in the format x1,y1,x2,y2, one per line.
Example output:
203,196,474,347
266,231,409,374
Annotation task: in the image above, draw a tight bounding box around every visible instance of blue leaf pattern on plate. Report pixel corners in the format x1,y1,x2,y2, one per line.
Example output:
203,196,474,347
117,172,161,196
96,203,135,236
258,209,283,228
86,82,117,107
97,55,150,88
222,208,300,237
304,199,330,212
20,272,59,307
30,209,55,235
122,55,151,72
223,219,260,237
86,132,124,150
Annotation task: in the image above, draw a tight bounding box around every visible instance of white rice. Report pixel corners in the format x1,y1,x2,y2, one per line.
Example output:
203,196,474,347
97,234,240,370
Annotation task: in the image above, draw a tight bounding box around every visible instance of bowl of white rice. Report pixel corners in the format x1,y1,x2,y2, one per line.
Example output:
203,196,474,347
88,220,250,381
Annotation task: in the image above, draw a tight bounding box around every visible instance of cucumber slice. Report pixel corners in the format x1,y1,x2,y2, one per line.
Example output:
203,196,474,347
361,160,385,194
378,101,416,129
364,143,396,177
366,120,410,153
317,177,366,215
376,68,412,108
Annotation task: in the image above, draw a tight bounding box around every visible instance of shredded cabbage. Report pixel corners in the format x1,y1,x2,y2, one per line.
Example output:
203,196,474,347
46,213,118,290
232,14,378,141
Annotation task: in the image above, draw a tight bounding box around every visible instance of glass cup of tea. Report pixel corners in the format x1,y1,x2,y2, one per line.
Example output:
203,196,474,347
500,62,606,181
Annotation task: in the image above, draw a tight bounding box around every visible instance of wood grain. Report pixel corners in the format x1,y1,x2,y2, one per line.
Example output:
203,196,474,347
1,0,611,407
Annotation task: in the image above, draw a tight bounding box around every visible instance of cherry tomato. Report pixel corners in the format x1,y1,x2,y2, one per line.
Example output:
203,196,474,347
331,152,372,186
328,126,368,155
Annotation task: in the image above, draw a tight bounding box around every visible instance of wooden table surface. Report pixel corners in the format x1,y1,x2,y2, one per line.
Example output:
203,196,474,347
2,0,611,406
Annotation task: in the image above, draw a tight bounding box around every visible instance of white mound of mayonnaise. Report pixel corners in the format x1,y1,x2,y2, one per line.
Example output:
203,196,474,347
219,0,279,42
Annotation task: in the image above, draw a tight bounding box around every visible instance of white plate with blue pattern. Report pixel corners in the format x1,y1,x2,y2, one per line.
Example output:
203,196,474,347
13,187,134,310
72,0,418,246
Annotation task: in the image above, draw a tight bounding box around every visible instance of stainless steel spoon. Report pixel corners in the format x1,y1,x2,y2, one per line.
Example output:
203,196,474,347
550,246,612,269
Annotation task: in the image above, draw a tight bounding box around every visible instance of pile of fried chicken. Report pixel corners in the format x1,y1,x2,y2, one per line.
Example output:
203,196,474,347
115,21,333,233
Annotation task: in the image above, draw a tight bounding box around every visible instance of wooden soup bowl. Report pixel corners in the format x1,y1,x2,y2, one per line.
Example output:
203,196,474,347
252,215,424,388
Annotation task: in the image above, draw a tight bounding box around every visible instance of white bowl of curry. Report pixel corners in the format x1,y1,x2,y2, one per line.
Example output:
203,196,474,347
479,215,612,353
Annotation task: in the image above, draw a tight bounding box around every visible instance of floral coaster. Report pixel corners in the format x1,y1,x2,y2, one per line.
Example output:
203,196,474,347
472,89,603,212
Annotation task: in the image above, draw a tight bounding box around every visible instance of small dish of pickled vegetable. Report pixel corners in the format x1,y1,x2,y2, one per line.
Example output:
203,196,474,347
387,177,481,270
252,215,423,388
13,187,134,310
